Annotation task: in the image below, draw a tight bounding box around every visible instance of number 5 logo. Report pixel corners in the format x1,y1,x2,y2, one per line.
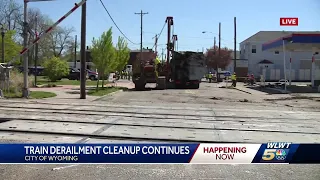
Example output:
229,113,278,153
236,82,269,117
262,149,276,161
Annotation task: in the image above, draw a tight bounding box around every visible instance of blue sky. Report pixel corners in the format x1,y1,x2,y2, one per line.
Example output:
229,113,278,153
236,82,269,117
25,0,320,51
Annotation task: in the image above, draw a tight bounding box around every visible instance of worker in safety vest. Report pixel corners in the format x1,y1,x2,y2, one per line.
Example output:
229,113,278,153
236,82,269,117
231,72,237,87
208,72,213,83
154,57,161,77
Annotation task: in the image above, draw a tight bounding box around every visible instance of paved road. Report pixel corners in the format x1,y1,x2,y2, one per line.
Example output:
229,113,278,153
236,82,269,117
0,81,319,179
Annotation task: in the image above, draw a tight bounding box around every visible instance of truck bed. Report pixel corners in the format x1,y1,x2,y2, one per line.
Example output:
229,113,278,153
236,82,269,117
171,51,206,81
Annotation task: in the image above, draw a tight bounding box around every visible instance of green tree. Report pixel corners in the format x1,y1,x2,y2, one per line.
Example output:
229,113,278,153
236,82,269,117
0,30,22,64
43,57,69,82
115,36,130,72
91,27,115,89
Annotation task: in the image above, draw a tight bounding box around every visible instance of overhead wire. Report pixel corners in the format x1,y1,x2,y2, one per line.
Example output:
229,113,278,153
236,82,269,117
151,21,167,50
98,0,138,45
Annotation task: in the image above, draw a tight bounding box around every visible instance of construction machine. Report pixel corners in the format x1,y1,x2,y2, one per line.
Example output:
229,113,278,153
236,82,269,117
132,52,166,90
132,16,206,90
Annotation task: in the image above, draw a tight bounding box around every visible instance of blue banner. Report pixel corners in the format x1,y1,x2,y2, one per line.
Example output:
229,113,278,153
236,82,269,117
0,143,319,164
0,144,199,163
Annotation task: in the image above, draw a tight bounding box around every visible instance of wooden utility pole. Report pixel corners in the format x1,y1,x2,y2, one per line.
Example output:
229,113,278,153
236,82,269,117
34,14,39,87
80,0,87,99
74,35,77,68
234,17,237,73
22,0,29,98
214,37,216,52
218,23,221,61
135,10,148,60
161,48,164,62
218,23,221,81
153,34,158,55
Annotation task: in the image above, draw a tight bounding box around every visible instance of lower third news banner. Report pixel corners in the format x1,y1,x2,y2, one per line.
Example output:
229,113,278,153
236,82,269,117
0,143,319,164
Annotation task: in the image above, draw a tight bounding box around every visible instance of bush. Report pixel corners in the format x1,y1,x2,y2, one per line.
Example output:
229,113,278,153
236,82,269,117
47,83,57,87
9,70,34,94
43,57,69,82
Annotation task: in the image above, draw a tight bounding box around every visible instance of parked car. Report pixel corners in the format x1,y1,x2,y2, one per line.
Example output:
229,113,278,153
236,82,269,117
87,69,98,80
15,66,45,76
77,69,98,81
61,68,81,80
275,79,289,89
29,66,45,76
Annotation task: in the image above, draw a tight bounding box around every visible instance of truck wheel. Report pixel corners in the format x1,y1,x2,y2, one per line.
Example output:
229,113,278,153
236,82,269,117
135,83,145,91
190,83,200,89
175,84,183,89
90,76,96,81
157,78,166,90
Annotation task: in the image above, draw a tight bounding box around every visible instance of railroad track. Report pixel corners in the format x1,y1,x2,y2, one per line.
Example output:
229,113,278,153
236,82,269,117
0,101,319,144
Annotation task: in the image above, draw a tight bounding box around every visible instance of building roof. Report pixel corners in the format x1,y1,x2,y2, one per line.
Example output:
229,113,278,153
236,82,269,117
262,33,320,51
258,59,273,64
241,31,320,44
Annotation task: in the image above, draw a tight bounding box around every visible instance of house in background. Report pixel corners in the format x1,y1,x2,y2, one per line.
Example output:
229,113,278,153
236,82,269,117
240,31,320,81
68,48,95,70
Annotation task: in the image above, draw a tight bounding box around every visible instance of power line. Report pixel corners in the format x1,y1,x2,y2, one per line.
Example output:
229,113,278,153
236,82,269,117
99,0,138,44
151,21,167,50
157,21,167,40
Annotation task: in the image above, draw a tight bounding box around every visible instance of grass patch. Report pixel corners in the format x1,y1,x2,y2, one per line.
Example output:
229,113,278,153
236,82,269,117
4,91,57,99
30,91,57,99
87,87,123,96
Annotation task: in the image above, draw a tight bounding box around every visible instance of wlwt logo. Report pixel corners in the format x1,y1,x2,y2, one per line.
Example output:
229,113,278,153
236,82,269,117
280,17,299,26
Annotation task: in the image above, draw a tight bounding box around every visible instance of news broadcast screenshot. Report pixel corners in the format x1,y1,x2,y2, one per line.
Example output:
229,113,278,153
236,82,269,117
0,0,319,179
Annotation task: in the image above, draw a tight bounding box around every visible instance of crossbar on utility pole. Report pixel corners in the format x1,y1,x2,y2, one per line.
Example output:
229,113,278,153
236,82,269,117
135,10,148,61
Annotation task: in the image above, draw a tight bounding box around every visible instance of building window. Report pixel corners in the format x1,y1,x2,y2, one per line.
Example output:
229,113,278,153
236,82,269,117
251,45,256,53
275,51,279,55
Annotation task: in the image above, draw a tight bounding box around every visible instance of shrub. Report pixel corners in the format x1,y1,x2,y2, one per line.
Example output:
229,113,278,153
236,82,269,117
43,57,69,82
47,83,57,87
9,70,34,94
